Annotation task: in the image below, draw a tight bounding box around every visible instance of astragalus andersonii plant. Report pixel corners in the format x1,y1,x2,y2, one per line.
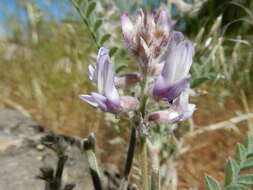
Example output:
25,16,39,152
80,8,195,190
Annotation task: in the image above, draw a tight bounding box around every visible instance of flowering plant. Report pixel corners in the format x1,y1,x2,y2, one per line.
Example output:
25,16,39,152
34,1,253,190
79,8,195,190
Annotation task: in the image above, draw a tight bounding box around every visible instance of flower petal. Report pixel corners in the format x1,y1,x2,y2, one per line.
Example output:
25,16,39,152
153,40,194,102
91,92,108,112
79,94,98,107
149,63,164,75
153,78,188,102
148,109,181,124
179,103,196,121
94,47,110,94
157,10,172,45
173,41,194,81
92,48,110,86
103,61,120,105
174,90,196,121
170,31,184,46
121,13,134,43
149,90,196,124
88,64,95,82
157,31,184,65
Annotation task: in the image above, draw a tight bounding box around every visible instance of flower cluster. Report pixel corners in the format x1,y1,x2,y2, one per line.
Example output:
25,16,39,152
121,9,172,72
80,9,195,124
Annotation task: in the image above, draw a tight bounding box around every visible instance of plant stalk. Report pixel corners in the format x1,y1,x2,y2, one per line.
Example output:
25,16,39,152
83,134,103,190
71,0,99,49
139,68,149,190
120,126,137,190
146,138,160,190
141,137,149,190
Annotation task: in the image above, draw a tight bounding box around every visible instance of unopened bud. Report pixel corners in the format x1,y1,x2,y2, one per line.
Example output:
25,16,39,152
115,73,140,88
148,110,181,124
120,96,140,112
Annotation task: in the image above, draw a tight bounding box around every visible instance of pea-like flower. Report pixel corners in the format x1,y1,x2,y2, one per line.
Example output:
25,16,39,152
121,9,172,71
152,39,194,103
148,89,196,124
80,47,139,113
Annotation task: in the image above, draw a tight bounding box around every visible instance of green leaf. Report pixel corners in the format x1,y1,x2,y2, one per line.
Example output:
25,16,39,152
99,34,111,45
247,151,253,157
244,134,253,152
224,184,249,190
241,157,253,171
116,64,127,73
93,19,102,32
85,2,96,18
109,47,118,57
191,76,209,88
235,143,247,166
224,159,239,186
205,175,221,190
238,174,253,186
72,0,82,7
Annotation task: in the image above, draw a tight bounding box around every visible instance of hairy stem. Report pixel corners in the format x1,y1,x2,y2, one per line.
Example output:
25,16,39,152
148,140,160,190
140,72,148,117
83,134,102,190
141,137,149,190
139,69,149,190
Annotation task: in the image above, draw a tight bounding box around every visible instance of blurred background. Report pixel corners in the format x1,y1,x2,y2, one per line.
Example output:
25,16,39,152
0,0,252,189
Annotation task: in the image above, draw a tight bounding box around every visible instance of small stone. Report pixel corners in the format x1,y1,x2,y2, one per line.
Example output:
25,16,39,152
36,144,45,151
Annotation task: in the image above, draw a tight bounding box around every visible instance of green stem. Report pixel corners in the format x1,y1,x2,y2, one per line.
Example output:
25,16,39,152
120,71,148,189
140,70,148,117
71,0,99,49
151,169,160,190
83,134,102,190
138,69,149,190
141,137,149,190
149,142,160,190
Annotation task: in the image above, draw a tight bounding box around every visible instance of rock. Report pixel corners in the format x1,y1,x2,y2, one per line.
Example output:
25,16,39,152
0,109,94,190
0,109,44,137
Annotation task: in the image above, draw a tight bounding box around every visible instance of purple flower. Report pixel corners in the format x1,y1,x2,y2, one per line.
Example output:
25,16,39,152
121,9,172,69
148,89,196,124
153,39,194,103
80,47,139,113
